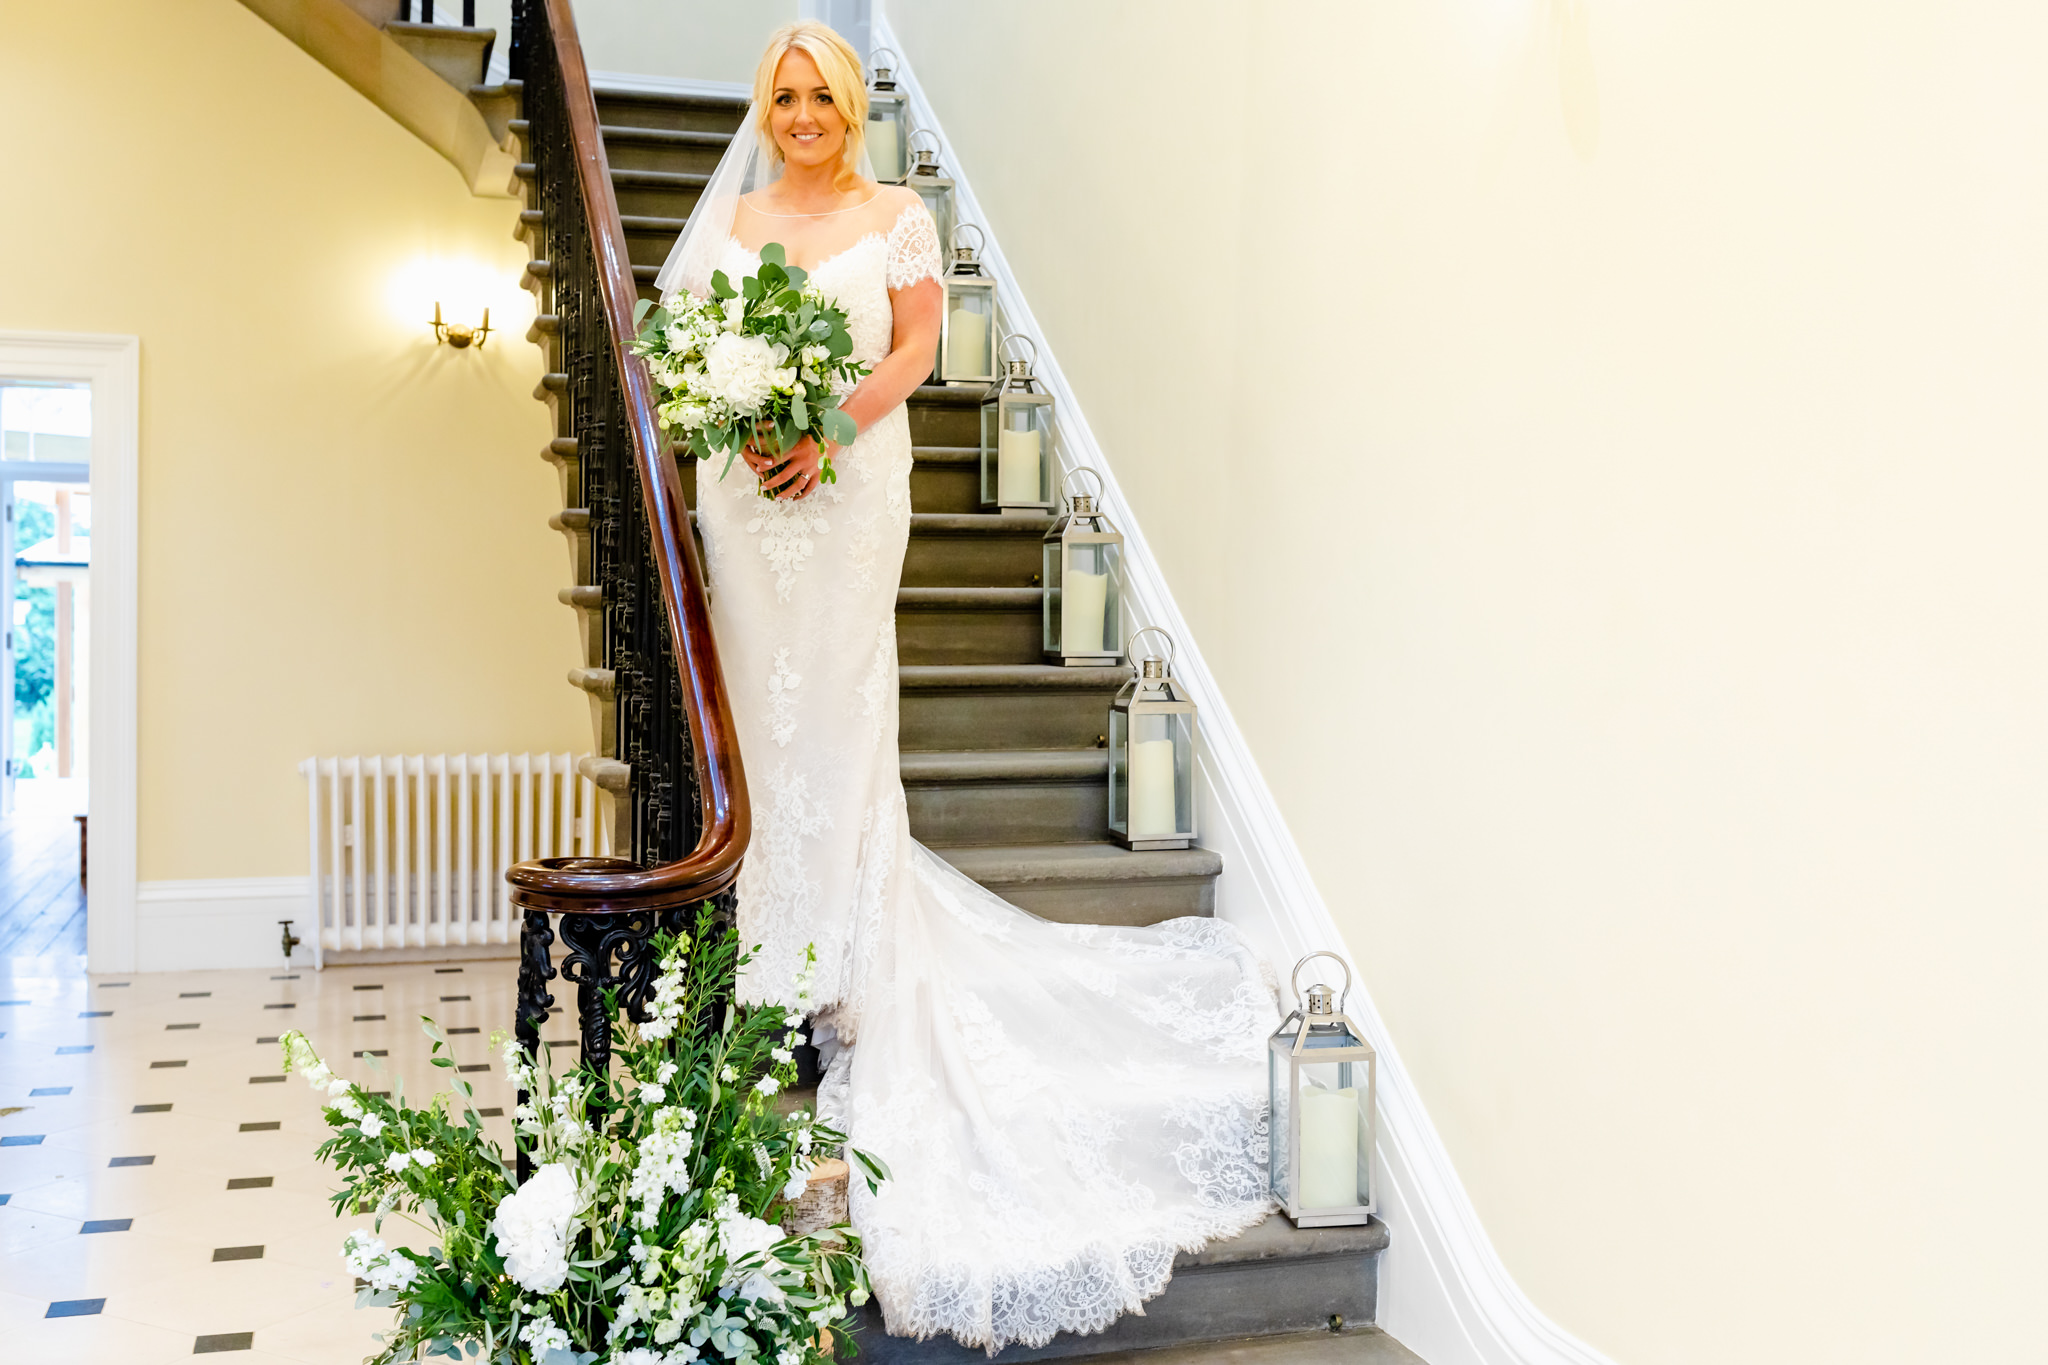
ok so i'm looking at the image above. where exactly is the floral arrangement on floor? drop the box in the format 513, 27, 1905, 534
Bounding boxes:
282, 907, 882, 1365
632, 244, 868, 492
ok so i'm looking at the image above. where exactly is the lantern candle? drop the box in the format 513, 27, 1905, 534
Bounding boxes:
1060, 568, 1108, 655
1129, 737, 1178, 837
947, 305, 988, 379
1298, 1084, 1360, 1208
998, 427, 1041, 504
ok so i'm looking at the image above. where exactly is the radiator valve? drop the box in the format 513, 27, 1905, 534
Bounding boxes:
279, 919, 302, 965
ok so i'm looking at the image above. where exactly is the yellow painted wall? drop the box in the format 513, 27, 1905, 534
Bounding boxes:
888, 3, 2048, 1363
0, 0, 586, 881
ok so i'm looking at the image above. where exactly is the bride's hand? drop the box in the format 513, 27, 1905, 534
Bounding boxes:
754, 433, 829, 501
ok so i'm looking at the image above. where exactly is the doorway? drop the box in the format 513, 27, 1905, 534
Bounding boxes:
1, 380, 91, 957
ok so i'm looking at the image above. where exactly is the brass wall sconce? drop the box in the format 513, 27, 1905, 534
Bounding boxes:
430, 302, 492, 349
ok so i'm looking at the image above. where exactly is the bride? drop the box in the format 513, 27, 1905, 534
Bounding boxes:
656, 21, 1278, 1354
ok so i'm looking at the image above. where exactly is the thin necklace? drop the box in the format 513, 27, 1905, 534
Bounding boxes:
744, 189, 884, 218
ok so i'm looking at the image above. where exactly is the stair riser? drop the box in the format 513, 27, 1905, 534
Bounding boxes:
911, 461, 980, 514
900, 688, 1114, 752
897, 606, 1042, 666
594, 96, 747, 136
909, 401, 981, 447
613, 184, 707, 223
852, 1247, 1380, 1362
903, 533, 1041, 588
907, 778, 1106, 847
604, 140, 727, 177
625, 225, 686, 271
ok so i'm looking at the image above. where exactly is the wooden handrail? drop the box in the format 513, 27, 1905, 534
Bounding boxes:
505, 0, 749, 914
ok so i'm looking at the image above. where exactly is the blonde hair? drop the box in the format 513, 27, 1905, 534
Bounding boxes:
752, 21, 869, 187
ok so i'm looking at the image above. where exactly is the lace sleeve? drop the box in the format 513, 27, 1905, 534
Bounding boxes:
885, 200, 943, 290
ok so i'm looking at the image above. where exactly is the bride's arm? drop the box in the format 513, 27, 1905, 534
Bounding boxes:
837, 276, 943, 435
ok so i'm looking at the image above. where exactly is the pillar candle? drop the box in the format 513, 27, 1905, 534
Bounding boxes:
946, 306, 988, 379
1298, 1085, 1360, 1208
867, 119, 902, 182
1060, 567, 1108, 655
1128, 737, 1179, 837
997, 427, 1041, 504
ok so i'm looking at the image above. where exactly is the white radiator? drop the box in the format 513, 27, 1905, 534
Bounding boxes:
298, 753, 605, 963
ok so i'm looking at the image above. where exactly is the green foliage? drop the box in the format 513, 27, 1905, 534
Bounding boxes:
13, 584, 53, 716
284, 906, 875, 1365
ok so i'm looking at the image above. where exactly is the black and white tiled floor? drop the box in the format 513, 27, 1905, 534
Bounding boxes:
0, 949, 520, 1361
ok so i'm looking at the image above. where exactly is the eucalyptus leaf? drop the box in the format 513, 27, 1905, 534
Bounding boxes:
710, 269, 736, 299
759, 242, 787, 267
822, 409, 858, 447
790, 392, 808, 431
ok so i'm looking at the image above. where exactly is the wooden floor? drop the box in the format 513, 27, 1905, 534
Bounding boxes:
0, 812, 86, 958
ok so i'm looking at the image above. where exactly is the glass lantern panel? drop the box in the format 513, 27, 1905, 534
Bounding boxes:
1294, 1057, 1368, 1210
1054, 539, 1119, 655
1125, 709, 1191, 839
1108, 706, 1130, 833
914, 180, 956, 261
867, 102, 907, 181
940, 286, 995, 382
1042, 538, 1064, 652
1268, 1045, 1293, 1207
995, 402, 1049, 506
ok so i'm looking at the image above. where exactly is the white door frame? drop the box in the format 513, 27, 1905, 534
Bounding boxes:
0, 331, 139, 973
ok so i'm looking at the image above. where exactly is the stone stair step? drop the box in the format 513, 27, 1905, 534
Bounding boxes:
908, 383, 984, 447
902, 747, 1105, 846
898, 664, 1123, 752
910, 443, 982, 514
592, 88, 748, 134
897, 585, 1043, 666
933, 842, 1220, 923
383, 21, 494, 92
903, 512, 1051, 589
848, 1215, 1390, 1363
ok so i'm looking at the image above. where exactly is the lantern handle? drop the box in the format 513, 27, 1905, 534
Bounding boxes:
1289, 951, 1354, 1014
1126, 626, 1177, 672
997, 331, 1039, 372
950, 221, 986, 256
1061, 464, 1104, 507
869, 46, 899, 75
908, 127, 943, 163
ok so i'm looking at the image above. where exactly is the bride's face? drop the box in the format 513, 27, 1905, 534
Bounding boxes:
768, 49, 847, 172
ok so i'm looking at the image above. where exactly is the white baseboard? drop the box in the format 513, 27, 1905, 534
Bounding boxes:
587, 70, 749, 100
876, 19, 1617, 1365
134, 877, 310, 973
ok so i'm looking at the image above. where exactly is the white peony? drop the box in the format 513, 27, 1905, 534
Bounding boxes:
491, 1161, 580, 1293
699, 332, 791, 413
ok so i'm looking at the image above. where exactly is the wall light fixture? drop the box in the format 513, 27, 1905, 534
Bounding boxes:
430, 302, 492, 349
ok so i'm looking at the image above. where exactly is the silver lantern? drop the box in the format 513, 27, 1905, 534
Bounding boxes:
1108, 628, 1196, 850
865, 49, 910, 183
937, 224, 997, 387
1269, 952, 1377, 1227
904, 129, 957, 258
1042, 466, 1124, 666
981, 333, 1055, 515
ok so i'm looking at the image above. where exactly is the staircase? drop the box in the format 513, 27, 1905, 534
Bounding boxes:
505, 86, 1403, 1364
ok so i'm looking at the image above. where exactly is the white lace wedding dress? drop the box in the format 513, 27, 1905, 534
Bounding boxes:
697, 195, 1276, 1354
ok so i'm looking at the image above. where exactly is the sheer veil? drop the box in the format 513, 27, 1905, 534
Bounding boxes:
650, 106, 876, 301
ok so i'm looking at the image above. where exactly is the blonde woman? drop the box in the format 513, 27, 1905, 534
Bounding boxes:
655, 22, 1276, 1354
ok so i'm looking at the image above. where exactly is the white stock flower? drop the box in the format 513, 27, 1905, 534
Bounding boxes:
518, 1311, 571, 1354
341, 1229, 420, 1293
638, 1081, 667, 1105
383, 1150, 413, 1174
782, 1165, 811, 1202
490, 1162, 580, 1293
755, 1075, 781, 1097
410, 1149, 436, 1168
358, 1113, 386, 1138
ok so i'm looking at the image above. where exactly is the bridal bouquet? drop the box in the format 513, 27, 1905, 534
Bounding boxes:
632, 244, 867, 492
282, 909, 882, 1365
